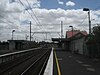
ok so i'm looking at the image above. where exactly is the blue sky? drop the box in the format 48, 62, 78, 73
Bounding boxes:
0, 0, 100, 41
40, 0, 100, 10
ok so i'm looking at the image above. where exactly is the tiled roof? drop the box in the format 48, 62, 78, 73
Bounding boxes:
66, 30, 87, 38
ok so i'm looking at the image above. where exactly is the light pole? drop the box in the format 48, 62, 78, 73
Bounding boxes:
83, 8, 91, 34
30, 21, 31, 41
69, 26, 73, 37
12, 30, 15, 40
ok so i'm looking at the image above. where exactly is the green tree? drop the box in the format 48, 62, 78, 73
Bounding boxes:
93, 26, 100, 42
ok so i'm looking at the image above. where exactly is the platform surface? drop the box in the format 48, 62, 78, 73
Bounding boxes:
53, 50, 100, 75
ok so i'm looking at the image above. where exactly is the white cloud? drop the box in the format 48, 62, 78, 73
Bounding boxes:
57, 0, 64, 5
0, 0, 100, 41
66, 1, 75, 6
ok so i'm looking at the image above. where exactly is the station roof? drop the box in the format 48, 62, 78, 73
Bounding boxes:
8, 40, 26, 42
52, 38, 69, 42
66, 30, 87, 38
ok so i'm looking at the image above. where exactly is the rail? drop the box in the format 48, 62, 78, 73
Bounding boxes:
21, 49, 51, 75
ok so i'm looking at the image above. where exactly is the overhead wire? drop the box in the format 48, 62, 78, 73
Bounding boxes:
19, 0, 46, 31
0, 17, 18, 29
25, 0, 42, 26
19, 0, 48, 41
25, 0, 48, 40
0, 11, 18, 27
25, 0, 54, 40
76, 6, 100, 31
19, 0, 100, 39
19, 0, 39, 27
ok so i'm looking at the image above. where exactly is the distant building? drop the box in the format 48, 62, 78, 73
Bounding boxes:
8, 40, 28, 50
8, 40, 38, 50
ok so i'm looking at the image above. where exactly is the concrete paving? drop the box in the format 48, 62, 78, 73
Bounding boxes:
53, 50, 100, 75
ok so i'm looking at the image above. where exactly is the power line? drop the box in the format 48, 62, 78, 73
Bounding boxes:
19, 0, 50, 41
25, 0, 49, 35
78, 16, 87, 26
0, 13, 18, 27
25, 0, 56, 39
25, 0, 47, 39
25, 0, 63, 39
1, 18, 18, 29
19, 0, 41, 28
77, 6, 100, 31
25, 0, 42, 26
19, 0, 47, 41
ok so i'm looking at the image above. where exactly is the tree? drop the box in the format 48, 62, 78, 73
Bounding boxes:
93, 26, 100, 42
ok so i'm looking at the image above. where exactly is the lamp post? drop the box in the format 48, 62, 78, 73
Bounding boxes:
30, 21, 31, 41
69, 26, 73, 37
83, 8, 91, 34
12, 30, 15, 40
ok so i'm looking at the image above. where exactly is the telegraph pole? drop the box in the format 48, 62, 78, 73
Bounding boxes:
12, 30, 15, 40
61, 21, 63, 38
88, 11, 91, 34
30, 21, 31, 41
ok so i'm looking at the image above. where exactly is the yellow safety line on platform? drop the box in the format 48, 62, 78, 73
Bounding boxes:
54, 51, 61, 75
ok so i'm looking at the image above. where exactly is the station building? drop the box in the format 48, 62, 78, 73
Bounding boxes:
52, 30, 88, 55
8, 40, 38, 50
66, 30, 87, 54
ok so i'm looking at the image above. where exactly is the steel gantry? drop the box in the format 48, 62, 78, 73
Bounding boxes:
31, 31, 60, 41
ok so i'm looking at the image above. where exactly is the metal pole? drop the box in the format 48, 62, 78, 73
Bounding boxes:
72, 27, 73, 37
46, 32, 47, 40
30, 21, 31, 41
61, 21, 63, 38
72, 27, 74, 53
12, 30, 15, 40
12, 31, 13, 40
88, 11, 91, 34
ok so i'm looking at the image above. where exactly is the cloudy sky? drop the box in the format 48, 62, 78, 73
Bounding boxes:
0, 0, 100, 41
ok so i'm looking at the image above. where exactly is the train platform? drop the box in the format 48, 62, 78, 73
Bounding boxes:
0, 50, 18, 55
53, 49, 100, 75
1, 48, 100, 75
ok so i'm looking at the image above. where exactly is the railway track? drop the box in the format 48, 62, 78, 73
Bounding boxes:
21, 48, 51, 75
0, 48, 51, 75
